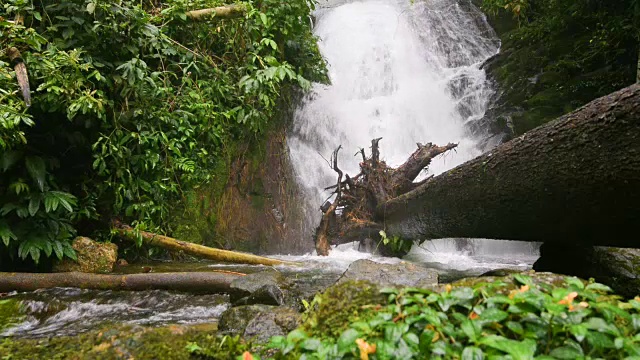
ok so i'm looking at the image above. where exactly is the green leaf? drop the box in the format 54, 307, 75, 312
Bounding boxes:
479, 308, 509, 324
585, 283, 612, 293
479, 336, 536, 360
28, 196, 41, 216
337, 329, 359, 353
25, 156, 46, 191
564, 276, 585, 290
286, 329, 308, 344
259, 13, 268, 25
549, 345, 583, 359
462, 346, 484, 360
300, 338, 321, 351
513, 274, 533, 286
62, 242, 77, 261
52, 241, 64, 259
506, 321, 524, 335
1, 150, 21, 172
461, 319, 480, 342
0, 221, 17, 246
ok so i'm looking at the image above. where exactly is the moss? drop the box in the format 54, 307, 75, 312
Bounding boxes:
0, 299, 24, 332
0, 323, 220, 360
485, 5, 637, 135
301, 280, 386, 339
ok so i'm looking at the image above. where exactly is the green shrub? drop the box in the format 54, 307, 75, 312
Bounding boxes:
267, 276, 640, 359
0, 0, 326, 265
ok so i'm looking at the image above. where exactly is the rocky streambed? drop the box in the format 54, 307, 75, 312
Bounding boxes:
1, 240, 639, 359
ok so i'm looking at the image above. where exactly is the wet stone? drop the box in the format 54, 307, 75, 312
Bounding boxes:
218, 304, 274, 335
337, 259, 438, 288
243, 307, 301, 343
218, 305, 301, 344
235, 284, 285, 306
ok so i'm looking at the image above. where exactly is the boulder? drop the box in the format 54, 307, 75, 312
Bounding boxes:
533, 244, 640, 297
243, 307, 300, 343
337, 259, 438, 288
218, 304, 273, 335
52, 237, 117, 273
217, 305, 301, 343
230, 270, 303, 308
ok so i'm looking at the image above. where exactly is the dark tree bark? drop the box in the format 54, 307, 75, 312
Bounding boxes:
0, 271, 248, 294
379, 84, 640, 248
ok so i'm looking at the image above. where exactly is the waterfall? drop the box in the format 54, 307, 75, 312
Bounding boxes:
287, 0, 537, 260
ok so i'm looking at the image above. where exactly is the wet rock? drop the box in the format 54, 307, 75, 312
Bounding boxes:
52, 237, 118, 273
243, 307, 301, 343
218, 304, 274, 335
236, 284, 285, 306
230, 270, 287, 295
337, 259, 438, 288
479, 268, 523, 277
452, 270, 570, 289
534, 244, 640, 297
218, 305, 301, 344
230, 270, 290, 304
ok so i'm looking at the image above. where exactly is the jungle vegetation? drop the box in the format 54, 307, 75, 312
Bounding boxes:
0, 0, 327, 268
481, 0, 640, 134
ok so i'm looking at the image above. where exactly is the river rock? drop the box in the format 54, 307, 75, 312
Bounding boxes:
230, 269, 287, 294
243, 307, 301, 343
218, 304, 273, 335
52, 237, 118, 273
534, 244, 640, 297
218, 305, 301, 343
337, 259, 438, 288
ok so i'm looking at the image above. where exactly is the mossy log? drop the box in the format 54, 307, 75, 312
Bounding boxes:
380, 84, 640, 248
185, 4, 246, 20
115, 222, 297, 266
0, 271, 247, 294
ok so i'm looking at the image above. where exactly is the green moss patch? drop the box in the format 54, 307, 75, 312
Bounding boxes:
0, 323, 219, 360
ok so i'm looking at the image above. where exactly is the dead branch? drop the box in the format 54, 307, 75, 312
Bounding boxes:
185, 4, 247, 20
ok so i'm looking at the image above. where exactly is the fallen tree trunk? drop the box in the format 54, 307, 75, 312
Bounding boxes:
114, 222, 298, 266
185, 4, 246, 20
380, 84, 640, 248
0, 271, 247, 294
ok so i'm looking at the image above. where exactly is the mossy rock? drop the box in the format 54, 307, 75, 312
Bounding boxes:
53, 237, 117, 273
0, 323, 220, 360
0, 299, 24, 333
302, 280, 386, 339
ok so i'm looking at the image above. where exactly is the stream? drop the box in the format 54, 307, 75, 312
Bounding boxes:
1, 241, 538, 338
1, 0, 541, 339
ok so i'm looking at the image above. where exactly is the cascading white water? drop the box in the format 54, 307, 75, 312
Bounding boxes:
287, 0, 539, 266
289, 0, 498, 228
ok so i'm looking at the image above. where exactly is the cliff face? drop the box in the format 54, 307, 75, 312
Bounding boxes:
171, 93, 314, 256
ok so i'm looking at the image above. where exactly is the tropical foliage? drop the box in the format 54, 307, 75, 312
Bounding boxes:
0, 0, 326, 265
193, 276, 640, 359
481, 0, 639, 133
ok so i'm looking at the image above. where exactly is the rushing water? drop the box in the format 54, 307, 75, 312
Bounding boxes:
1, 0, 542, 339
289, 0, 499, 221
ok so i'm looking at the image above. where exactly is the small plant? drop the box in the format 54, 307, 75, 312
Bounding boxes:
378, 230, 412, 255
266, 275, 640, 359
